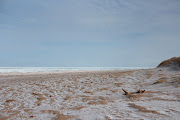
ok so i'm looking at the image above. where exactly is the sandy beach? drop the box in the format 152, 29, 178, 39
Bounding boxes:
1, 0, 180, 119
0, 68, 180, 120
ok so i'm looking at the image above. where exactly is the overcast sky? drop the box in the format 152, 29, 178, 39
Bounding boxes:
0, 0, 180, 67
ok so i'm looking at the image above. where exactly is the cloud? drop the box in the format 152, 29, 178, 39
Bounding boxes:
0, 0, 180, 66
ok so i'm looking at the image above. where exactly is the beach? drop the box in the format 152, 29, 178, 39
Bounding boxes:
0, 68, 180, 120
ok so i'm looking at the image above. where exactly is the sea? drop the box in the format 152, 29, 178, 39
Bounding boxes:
0, 67, 153, 73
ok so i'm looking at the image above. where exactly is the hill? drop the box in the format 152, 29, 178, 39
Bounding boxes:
157, 57, 180, 70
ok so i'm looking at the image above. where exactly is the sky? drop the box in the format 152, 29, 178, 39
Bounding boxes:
0, 0, 180, 67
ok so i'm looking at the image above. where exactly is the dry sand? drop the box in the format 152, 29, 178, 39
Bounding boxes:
0, 68, 180, 120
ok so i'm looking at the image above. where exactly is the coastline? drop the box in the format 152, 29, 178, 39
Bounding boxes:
0, 67, 152, 74
0, 68, 180, 119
